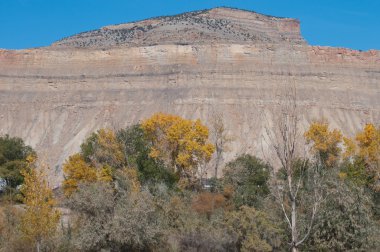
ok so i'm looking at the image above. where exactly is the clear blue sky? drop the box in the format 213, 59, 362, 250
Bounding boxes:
0, 0, 379, 50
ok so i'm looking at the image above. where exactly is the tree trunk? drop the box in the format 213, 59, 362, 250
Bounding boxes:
291, 198, 297, 252
36, 241, 40, 252
214, 149, 221, 178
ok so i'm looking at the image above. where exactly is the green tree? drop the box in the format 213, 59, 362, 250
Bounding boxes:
341, 124, 380, 219
117, 124, 178, 187
223, 154, 270, 208
225, 206, 285, 252
178, 212, 237, 252
0, 135, 35, 191
305, 177, 379, 251
339, 158, 370, 187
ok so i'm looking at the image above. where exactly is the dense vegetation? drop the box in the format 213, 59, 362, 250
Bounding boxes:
0, 113, 379, 252
0, 135, 35, 200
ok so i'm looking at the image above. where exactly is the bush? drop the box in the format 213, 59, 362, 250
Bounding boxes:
65, 177, 168, 251
0, 135, 35, 193
223, 154, 270, 208
305, 177, 379, 251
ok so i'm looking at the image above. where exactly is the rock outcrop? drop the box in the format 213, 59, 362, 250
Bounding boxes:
0, 7, 379, 185
53, 8, 305, 48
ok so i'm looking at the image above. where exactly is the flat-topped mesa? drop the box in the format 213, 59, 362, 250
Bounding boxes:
52, 7, 305, 48
3, 7, 379, 185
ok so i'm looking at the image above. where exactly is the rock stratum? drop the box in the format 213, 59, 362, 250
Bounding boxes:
0, 8, 379, 184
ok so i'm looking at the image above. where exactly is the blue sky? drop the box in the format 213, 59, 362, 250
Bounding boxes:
0, 0, 379, 50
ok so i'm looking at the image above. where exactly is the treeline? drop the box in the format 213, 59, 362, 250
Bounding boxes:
0, 112, 379, 252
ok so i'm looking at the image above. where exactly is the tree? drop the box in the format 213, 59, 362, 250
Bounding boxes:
63, 153, 113, 196
20, 156, 61, 252
62, 153, 98, 196
0, 135, 35, 192
305, 176, 379, 251
66, 182, 116, 250
110, 189, 165, 251
225, 206, 285, 252
339, 158, 369, 187
0, 204, 31, 251
178, 213, 237, 252
65, 177, 167, 251
356, 123, 380, 165
342, 123, 380, 191
210, 112, 232, 178
304, 121, 343, 168
341, 124, 380, 220
355, 123, 380, 191
223, 154, 270, 208
117, 124, 147, 167
63, 129, 124, 196
264, 88, 325, 252
117, 124, 178, 187
141, 113, 215, 189
81, 128, 125, 169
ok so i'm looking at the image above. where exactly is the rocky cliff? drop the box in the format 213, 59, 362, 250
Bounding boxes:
1, 7, 379, 185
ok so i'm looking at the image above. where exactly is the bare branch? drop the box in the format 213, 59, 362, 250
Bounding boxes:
296, 201, 318, 246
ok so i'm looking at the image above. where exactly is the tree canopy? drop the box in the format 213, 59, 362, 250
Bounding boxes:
20, 156, 61, 252
142, 113, 215, 188
0, 135, 35, 190
1, 116, 380, 252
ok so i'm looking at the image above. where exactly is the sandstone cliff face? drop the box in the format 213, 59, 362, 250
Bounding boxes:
0, 8, 379, 185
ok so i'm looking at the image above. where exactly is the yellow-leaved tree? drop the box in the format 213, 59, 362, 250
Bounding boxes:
343, 123, 380, 191
304, 121, 342, 167
63, 153, 97, 196
20, 155, 61, 252
63, 153, 112, 196
81, 128, 125, 168
356, 123, 380, 166
142, 113, 215, 188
